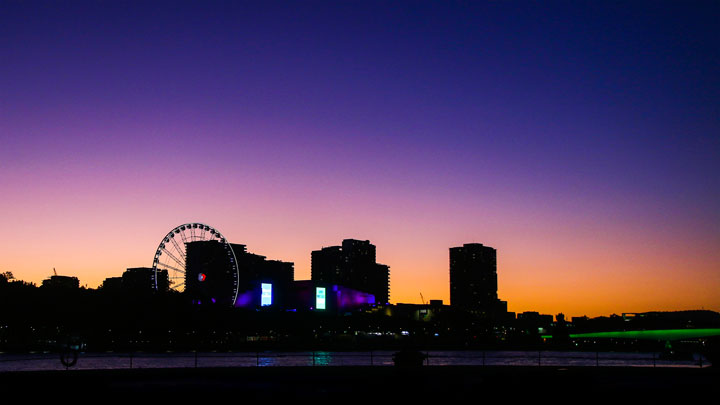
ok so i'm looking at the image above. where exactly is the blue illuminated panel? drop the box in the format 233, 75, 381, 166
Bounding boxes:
316, 287, 326, 310
261, 283, 272, 306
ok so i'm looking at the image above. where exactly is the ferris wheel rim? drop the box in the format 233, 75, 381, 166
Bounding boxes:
151, 222, 239, 306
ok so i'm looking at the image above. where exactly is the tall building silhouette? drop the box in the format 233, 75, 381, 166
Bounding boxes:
185, 241, 238, 305
450, 243, 505, 314
311, 239, 389, 304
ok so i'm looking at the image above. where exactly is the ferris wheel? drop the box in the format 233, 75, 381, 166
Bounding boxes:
152, 223, 239, 305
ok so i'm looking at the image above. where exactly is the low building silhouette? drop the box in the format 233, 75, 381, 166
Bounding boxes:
184, 241, 294, 308
100, 268, 168, 294
41, 275, 79, 289
232, 243, 294, 309
100, 276, 123, 291
123, 267, 168, 293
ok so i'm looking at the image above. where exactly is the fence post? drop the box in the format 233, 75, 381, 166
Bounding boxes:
313, 351, 316, 366
129, 353, 133, 369
699, 354, 703, 368
194, 351, 198, 368
652, 353, 656, 368
370, 351, 373, 366
538, 351, 541, 367
596, 351, 599, 367
256, 352, 259, 367
483, 351, 486, 366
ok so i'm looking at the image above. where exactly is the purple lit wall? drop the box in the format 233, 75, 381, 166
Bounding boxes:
289, 281, 375, 312
336, 286, 375, 310
234, 290, 254, 308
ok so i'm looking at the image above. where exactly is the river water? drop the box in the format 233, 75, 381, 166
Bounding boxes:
0, 350, 709, 372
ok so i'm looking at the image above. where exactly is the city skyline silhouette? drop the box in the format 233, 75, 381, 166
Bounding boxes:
1, 220, 715, 320
1, 1, 719, 319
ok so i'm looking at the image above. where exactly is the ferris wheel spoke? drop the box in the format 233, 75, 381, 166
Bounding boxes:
153, 223, 238, 299
158, 261, 185, 274
169, 237, 186, 261
160, 247, 186, 270
178, 230, 189, 246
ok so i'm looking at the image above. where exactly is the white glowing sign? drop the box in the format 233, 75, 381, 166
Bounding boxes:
316, 287, 326, 310
261, 283, 272, 306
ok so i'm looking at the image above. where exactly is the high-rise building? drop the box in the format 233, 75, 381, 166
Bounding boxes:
449, 243, 504, 313
311, 239, 389, 304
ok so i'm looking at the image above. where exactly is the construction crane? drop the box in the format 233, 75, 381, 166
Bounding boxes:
53, 267, 57, 276
420, 292, 426, 305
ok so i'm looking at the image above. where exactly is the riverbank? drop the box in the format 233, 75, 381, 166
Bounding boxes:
1, 365, 717, 400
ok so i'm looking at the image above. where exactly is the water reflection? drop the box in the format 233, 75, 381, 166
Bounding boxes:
0, 350, 709, 372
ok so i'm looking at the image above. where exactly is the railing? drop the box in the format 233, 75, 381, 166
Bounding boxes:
0, 350, 710, 372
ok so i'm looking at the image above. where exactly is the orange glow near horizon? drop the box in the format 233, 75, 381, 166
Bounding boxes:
2, 201, 718, 319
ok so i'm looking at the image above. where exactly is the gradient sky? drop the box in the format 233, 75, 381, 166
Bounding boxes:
1, 1, 719, 317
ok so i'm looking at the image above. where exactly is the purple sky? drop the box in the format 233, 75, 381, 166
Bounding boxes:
1, 1, 719, 316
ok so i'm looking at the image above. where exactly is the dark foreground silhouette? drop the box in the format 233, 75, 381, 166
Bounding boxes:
0, 365, 717, 400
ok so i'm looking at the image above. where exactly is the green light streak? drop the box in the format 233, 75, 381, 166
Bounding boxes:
567, 328, 720, 341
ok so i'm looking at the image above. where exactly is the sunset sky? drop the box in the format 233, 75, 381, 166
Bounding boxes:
1, 1, 718, 318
